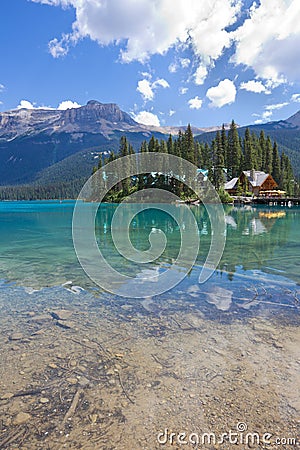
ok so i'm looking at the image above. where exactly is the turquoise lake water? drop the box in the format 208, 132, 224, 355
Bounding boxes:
0, 200, 299, 319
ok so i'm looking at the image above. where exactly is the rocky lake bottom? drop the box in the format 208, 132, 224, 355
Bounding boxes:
0, 282, 299, 450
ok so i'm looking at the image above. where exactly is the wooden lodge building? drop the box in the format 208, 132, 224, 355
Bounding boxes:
225, 169, 279, 197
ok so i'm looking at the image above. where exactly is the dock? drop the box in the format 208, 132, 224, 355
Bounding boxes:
252, 197, 300, 206
233, 196, 300, 206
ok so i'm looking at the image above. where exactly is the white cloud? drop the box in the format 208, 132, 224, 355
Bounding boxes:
194, 65, 208, 86
169, 110, 176, 117
48, 36, 69, 58
188, 96, 203, 110
254, 110, 273, 124
262, 110, 273, 121
137, 80, 154, 101
140, 71, 152, 79
254, 101, 289, 124
291, 93, 300, 103
232, 0, 300, 86
190, 1, 240, 63
168, 58, 190, 73
16, 99, 81, 110
265, 102, 289, 111
240, 80, 270, 94
133, 111, 160, 126
152, 78, 170, 89
31, 0, 69, 4
180, 58, 190, 68
206, 79, 236, 108
33, 0, 241, 85
179, 87, 188, 95
17, 100, 35, 109
32, 0, 300, 91
58, 100, 81, 110
0, 84, 5, 106
168, 62, 177, 73
137, 77, 169, 102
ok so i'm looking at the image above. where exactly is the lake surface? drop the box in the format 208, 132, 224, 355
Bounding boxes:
0, 201, 299, 449
0, 200, 299, 316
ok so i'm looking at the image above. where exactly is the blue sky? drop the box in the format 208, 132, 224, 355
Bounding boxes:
1, 0, 300, 127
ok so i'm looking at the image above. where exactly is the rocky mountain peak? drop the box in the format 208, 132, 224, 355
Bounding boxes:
285, 109, 300, 128
0, 100, 140, 139
59, 100, 137, 128
86, 100, 102, 106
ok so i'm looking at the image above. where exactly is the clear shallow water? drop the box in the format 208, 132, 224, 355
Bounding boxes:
0, 201, 299, 449
0, 200, 299, 317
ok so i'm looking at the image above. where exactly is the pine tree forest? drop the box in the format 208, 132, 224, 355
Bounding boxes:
98, 121, 298, 202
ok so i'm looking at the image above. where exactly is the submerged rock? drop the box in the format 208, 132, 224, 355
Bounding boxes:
13, 412, 31, 425
205, 286, 233, 311
48, 363, 58, 369
56, 320, 75, 330
51, 309, 73, 321
29, 314, 52, 323
9, 333, 24, 341
78, 376, 90, 387
1, 392, 14, 400
66, 377, 78, 385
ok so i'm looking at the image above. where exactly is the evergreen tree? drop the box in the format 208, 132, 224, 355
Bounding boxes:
243, 128, 256, 170
183, 124, 195, 164
148, 136, 160, 152
119, 136, 130, 196
221, 124, 228, 167
206, 141, 215, 184
236, 179, 243, 196
272, 142, 281, 184
195, 142, 203, 168
252, 131, 262, 170
280, 152, 294, 195
259, 130, 266, 171
211, 138, 217, 168
107, 151, 116, 163
159, 139, 168, 153
129, 144, 135, 155
138, 141, 148, 190
265, 136, 273, 174
214, 131, 225, 189
94, 154, 107, 198
119, 136, 129, 157
140, 140, 148, 153
97, 154, 103, 169
167, 134, 173, 154
227, 120, 241, 178
176, 130, 183, 157
202, 143, 211, 169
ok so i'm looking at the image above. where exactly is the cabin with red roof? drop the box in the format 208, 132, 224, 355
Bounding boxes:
225, 170, 278, 196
